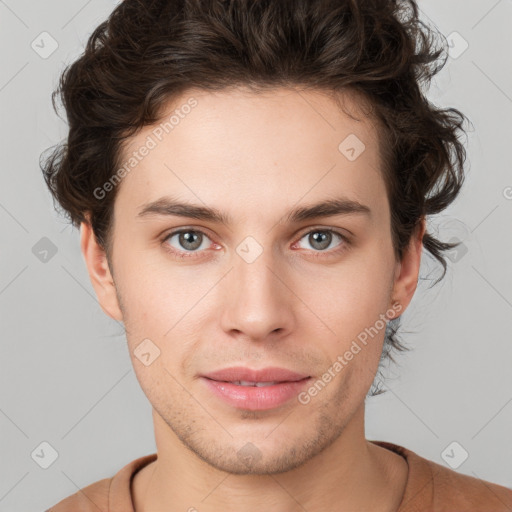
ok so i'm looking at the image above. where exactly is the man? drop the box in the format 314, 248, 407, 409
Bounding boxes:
42, 0, 512, 510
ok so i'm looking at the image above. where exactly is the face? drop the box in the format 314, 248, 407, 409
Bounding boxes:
82, 86, 423, 475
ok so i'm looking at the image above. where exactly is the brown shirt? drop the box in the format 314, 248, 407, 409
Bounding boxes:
46, 440, 512, 511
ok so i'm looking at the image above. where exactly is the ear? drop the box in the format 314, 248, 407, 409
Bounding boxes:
389, 216, 426, 317
80, 217, 123, 323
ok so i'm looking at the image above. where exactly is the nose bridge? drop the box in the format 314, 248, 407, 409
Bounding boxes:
235, 237, 280, 297
220, 235, 294, 339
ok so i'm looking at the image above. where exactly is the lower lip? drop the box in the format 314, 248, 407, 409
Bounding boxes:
201, 377, 311, 411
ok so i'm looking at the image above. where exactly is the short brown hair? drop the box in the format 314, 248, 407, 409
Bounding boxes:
40, 0, 468, 393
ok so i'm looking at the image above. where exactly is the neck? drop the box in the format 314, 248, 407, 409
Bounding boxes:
132, 404, 408, 512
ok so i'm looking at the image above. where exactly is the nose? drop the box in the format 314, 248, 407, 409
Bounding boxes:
219, 244, 296, 342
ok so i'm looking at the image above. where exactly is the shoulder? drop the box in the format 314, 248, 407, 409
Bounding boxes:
425, 456, 512, 511
44, 453, 157, 512
371, 440, 512, 512
45, 477, 111, 512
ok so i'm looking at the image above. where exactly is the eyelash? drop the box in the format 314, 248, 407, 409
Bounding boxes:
160, 227, 351, 260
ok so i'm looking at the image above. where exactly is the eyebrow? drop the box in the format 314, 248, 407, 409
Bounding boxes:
136, 195, 372, 225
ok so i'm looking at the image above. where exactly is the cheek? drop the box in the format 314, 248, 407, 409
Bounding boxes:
304, 261, 394, 390
116, 267, 200, 370
306, 256, 393, 337
114, 249, 175, 325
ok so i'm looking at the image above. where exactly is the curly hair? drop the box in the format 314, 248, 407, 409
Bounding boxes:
40, 0, 468, 395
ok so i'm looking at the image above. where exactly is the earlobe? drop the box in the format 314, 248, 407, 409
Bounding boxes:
80, 220, 124, 323
389, 217, 426, 315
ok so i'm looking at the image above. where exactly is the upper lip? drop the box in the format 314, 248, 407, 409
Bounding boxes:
201, 366, 310, 383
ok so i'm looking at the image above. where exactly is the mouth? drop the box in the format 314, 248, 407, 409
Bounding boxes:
226, 380, 284, 387
199, 367, 312, 411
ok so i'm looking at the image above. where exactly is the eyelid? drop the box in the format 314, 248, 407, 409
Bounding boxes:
162, 224, 351, 241
295, 224, 351, 241
161, 225, 216, 241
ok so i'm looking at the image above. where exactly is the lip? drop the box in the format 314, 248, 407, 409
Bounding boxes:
202, 366, 309, 383
200, 366, 311, 411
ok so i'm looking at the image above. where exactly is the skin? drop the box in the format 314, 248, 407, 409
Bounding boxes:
81, 86, 425, 512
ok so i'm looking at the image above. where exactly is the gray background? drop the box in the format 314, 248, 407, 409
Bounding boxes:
1, 0, 511, 510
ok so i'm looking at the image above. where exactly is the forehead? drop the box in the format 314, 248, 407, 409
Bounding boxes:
114, 86, 388, 225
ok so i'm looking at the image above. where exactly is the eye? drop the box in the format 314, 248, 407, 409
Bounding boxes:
293, 228, 349, 255
162, 228, 216, 258
161, 227, 350, 260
